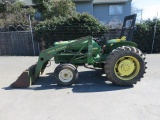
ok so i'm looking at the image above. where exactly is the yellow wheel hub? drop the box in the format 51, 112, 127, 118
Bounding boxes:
118, 59, 135, 76
114, 56, 140, 81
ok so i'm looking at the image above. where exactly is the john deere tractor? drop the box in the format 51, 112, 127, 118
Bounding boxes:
11, 14, 147, 88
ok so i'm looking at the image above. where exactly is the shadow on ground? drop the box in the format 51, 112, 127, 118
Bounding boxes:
3, 70, 133, 93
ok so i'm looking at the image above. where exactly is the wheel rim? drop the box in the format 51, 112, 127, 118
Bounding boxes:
59, 69, 73, 82
114, 56, 140, 81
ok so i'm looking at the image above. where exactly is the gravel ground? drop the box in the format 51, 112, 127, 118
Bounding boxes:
0, 54, 160, 120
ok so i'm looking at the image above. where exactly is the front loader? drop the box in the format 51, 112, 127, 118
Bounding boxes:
11, 14, 147, 88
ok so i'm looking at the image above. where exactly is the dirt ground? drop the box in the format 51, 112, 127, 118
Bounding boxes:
0, 54, 160, 120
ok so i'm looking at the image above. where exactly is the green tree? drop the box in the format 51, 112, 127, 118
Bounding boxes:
32, 0, 76, 19
35, 13, 107, 47
133, 18, 160, 53
0, 0, 7, 20
0, 3, 6, 13
0, 1, 36, 27
33, 0, 107, 47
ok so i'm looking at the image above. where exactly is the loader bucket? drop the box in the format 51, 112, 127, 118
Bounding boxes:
10, 65, 36, 88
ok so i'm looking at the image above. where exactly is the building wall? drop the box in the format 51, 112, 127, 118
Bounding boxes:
93, 1, 131, 23
74, 1, 93, 15
93, 4, 109, 23
124, 1, 131, 17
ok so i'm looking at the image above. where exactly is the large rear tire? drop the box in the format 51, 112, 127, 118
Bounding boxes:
104, 46, 147, 86
54, 64, 78, 86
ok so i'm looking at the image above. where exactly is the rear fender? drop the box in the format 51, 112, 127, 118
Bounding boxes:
106, 41, 138, 53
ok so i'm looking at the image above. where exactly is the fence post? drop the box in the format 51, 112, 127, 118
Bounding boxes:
151, 12, 158, 53
29, 15, 36, 56
38, 42, 40, 53
11, 32, 14, 55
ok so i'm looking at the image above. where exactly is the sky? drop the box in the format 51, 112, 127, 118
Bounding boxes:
133, 0, 160, 20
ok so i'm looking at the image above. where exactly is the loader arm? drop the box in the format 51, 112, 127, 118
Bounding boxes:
32, 36, 93, 83
11, 36, 93, 88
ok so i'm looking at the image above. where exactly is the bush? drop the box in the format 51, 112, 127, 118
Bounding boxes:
133, 19, 160, 53
34, 13, 107, 47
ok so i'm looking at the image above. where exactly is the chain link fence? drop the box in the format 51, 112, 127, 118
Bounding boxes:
0, 28, 124, 56
0, 31, 39, 56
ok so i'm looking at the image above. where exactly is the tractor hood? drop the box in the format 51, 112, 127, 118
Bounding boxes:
54, 39, 101, 56
107, 36, 127, 44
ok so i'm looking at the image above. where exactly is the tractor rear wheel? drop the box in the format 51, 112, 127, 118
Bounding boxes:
104, 46, 147, 86
54, 64, 78, 86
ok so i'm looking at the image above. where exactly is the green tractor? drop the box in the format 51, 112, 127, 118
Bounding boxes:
11, 14, 147, 88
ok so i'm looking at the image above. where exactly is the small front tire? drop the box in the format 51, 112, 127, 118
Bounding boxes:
54, 64, 78, 86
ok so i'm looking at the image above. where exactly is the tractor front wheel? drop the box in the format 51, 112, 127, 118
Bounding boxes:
54, 64, 78, 86
104, 46, 147, 86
